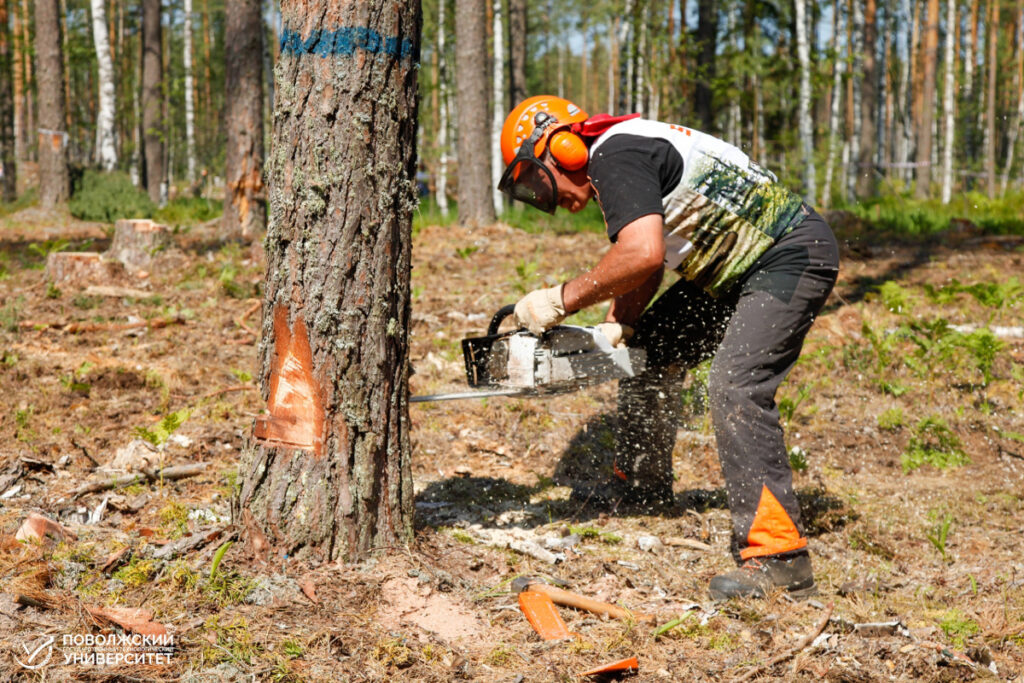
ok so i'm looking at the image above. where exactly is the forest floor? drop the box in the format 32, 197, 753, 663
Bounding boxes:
0, 207, 1023, 681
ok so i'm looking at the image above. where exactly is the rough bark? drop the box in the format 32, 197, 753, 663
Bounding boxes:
508, 0, 527, 106
184, 0, 196, 182
142, 0, 163, 204
985, 0, 998, 198
856, 0, 877, 197
916, 0, 939, 198
0, 0, 16, 201
234, 0, 419, 562
695, 0, 718, 131
34, 0, 69, 206
91, 0, 117, 170
796, 0, 816, 202
455, 0, 495, 227
11, 0, 22, 169
223, 0, 265, 239
20, 0, 31, 164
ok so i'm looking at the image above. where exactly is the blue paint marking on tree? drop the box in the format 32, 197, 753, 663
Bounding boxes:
279, 26, 415, 61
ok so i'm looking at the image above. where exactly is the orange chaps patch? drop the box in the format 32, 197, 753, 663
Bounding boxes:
740, 484, 807, 560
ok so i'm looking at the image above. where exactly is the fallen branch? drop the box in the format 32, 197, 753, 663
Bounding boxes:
19, 316, 185, 334
235, 299, 261, 337
731, 602, 834, 683
172, 385, 256, 402
73, 462, 208, 498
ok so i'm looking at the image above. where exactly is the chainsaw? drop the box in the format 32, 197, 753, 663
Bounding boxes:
410, 305, 646, 402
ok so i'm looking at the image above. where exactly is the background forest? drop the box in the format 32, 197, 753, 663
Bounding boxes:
1, 0, 1023, 228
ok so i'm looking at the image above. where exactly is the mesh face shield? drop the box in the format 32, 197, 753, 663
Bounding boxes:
498, 158, 558, 214
497, 112, 559, 214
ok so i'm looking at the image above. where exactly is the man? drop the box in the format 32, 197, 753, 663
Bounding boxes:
497, 95, 839, 600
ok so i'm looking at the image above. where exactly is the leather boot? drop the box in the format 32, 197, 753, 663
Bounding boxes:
708, 551, 817, 600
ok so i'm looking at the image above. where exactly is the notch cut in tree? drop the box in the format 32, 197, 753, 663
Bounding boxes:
233, 0, 420, 563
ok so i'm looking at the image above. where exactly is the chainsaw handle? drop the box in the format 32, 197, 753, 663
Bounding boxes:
487, 304, 518, 336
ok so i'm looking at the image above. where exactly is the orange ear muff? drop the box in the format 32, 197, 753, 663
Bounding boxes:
548, 130, 589, 171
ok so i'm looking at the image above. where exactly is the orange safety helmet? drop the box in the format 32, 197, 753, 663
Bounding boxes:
500, 95, 590, 171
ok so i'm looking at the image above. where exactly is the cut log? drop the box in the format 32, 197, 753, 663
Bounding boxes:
45, 252, 126, 288
106, 219, 172, 271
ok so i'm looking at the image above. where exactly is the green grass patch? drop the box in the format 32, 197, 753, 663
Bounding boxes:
939, 609, 980, 648
902, 416, 969, 472
877, 408, 905, 431
154, 196, 222, 227
69, 171, 155, 223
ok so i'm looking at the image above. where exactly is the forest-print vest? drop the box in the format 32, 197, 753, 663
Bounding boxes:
590, 118, 806, 296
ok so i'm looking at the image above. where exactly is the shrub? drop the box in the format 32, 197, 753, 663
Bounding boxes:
69, 171, 155, 223
154, 196, 222, 227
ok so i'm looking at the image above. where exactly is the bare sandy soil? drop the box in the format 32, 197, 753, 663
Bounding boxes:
0, 208, 1022, 681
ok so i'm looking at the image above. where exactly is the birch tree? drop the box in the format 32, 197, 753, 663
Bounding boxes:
491, 0, 504, 215
940, 0, 956, 202
796, 0, 816, 201
436, 0, 450, 216
184, 0, 197, 182
822, 0, 845, 207
90, 0, 116, 170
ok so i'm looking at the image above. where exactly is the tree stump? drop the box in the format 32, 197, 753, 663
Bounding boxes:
106, 219, 171, 272
45, 252, 126, 288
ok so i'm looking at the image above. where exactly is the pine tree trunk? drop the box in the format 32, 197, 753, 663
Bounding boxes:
1000, 3, 1024, 196
11, 0, 21, 171
455, 0, 495, 226
200, 0, 214, 155
235, 0, 419, 562
696, 0, 718, 131
91, 0, 116, 170
940, 0, 957, 202
223, 0, 265, 239
796, 0, 816, 202
34, 0, 69, 206
915, 0, 939, 198
0, 0, 15, 201
20, 0, 32, 164
617, 0, 633, 113
856, 0, 877, 196
491, 0, 504, 215
986, 0, 999, 198
184, 0, 196, 183
508, 0, 527, 106
142, 0, 163, 204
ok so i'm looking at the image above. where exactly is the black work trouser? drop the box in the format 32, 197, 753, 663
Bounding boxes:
615, 209, 839, 560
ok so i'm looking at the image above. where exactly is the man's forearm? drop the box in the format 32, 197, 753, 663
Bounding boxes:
561, 214, 665, 314
605, 266, 663, 326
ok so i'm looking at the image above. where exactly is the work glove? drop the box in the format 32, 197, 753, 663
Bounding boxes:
514, 285, 566, 335
595, 322, 634, 348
